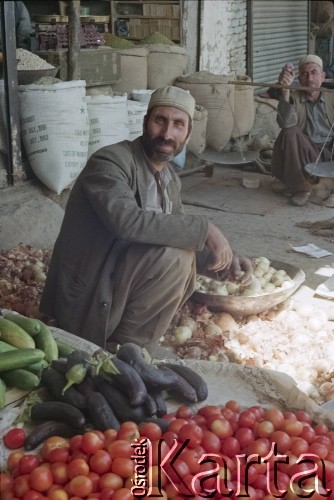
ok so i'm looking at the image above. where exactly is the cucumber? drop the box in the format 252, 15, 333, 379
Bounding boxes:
0, 318, 35, 349
3, 312, 41, 337
0, 348, 45, 372
1, 369, 40, 390
34, 321, 58, 363
0, 340, 17, 353
0, 378, 6, 408
26, 359, 48, 375
56, 340, 75, 358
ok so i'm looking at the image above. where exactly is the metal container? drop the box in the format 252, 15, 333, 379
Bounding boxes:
17, 67, 59, 85
192, 260, 305, 316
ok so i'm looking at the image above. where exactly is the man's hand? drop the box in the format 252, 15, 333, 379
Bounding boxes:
204, 222, 233, 272
278, 63, 295, 102
228, 253, 253, 285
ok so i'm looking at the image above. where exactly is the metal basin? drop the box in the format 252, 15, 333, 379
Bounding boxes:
18, 67, 59, 85
192, 260, 305, 316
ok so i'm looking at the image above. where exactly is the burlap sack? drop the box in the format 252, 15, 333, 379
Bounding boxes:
146, 44, 187, 89
231, 75, 255, 139
175, 71, 234, 152
112, 47, 148, 94
187, 104, 208, 156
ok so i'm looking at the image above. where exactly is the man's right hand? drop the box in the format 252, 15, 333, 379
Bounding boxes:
278, 64, 295, 101
204, 222, 233, 272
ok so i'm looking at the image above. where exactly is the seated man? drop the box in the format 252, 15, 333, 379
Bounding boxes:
40, 86, 252, 353
271, 54, 334, 207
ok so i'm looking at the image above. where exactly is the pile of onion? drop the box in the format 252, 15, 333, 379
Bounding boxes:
0, 245, 51, 318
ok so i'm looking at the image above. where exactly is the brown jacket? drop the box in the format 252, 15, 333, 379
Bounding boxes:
277, 90, 334, 130
40, 137, 208, 347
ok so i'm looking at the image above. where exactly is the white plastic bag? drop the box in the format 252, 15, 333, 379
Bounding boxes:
86, 93, 129, 158
19, 80, 89, 194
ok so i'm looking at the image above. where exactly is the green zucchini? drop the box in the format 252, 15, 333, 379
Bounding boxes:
0, 318, 35, 349
1, 369, 40, 390
3, 312, 41, 337
26, 359, 48, 375
0, 340, 17, 353
34, 321, 58, 363
0, 378, 6, 408
0, 348, 45, 372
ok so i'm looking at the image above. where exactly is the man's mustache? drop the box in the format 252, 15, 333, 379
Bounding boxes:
153, 137, 177, 148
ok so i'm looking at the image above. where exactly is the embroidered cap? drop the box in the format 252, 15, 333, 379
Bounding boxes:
299, 54, 323, 70
148, 86, 195, 120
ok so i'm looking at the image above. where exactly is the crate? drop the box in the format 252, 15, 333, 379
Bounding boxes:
36, 48, 121, 86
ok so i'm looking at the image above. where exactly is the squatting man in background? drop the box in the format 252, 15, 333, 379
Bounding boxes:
40, 86, 252, 356
271, 54, 334, 207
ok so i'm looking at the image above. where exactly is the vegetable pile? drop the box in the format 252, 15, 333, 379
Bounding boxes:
0, 245, 51, 318
0, 312, 59, 407
196, 257, 293, 297
162, 300, 334, 405
19, 342, 208, 451
2, 401, 334, 499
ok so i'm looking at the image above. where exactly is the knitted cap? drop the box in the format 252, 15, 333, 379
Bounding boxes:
148, 86, 195, 119
299, 54, 323, 70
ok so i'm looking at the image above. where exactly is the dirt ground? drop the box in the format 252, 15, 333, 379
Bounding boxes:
1, 154, 334, 319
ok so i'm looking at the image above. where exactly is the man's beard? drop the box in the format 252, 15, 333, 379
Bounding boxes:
142, 133, 183, 162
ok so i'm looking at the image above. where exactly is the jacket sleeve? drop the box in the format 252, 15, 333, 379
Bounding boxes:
277, 98, 298, 128
80, 146, 209, 252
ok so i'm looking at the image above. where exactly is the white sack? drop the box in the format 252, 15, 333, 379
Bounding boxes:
127, 100, 148, 141
85, 93, 130, 158
19, 80, 89, 194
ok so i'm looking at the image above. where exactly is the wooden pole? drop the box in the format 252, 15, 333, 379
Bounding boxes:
68, 0, 81, 81
227, 80, 334, 93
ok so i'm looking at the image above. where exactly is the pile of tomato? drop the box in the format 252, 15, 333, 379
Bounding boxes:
2, 401, 334, 499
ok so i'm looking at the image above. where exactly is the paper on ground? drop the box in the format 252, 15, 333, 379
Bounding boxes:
290, 243, 333, 258
315, 275, 334, 299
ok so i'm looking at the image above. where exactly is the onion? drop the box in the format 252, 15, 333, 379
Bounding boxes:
179, 316, 197, 335
214, 312, 238, 332
174, 326, 193, 345
204, 323, 223, 336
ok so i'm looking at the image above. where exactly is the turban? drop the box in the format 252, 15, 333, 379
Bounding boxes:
148, 86, 195, 120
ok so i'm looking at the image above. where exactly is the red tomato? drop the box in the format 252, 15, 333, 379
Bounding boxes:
4, 428, 26, 449
47, 487, 69, 500
201, 430, 221, 453
40, 437, 69, 461
18, 455, 41, 475
29, 466, 53, 492
112, 488, 134, 500
116, 426, 140, 442
210, 418, 233, 439
67, 458, 90, 479
69, 435, 83, 453
22, 490, 47, 500
13, 474, 31, 497
80, 432, 104, 455
48, 447, 70, 464
238, 410, 256, 428
7, 451, 25, 471
50, 462, 69, 486
110, 457, 134, 478
69, 476, 93, 497
0, 473, 13, 493
107, 439, 132, 459
176, 405, 193, 419
220, 436, 241, 457
225, 400, 241, 413
234, 427, 256, 449
178, 423, 203, 448
139, 422, 162, 442
98, 472, 123, 491
89, 450, 112, 475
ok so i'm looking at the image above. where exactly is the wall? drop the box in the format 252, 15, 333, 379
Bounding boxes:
198, 0, 247, 75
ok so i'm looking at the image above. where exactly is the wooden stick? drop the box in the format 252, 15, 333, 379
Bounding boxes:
227, 80, 334, 93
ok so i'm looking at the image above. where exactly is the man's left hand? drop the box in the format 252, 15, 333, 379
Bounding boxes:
227, 253, 253, 285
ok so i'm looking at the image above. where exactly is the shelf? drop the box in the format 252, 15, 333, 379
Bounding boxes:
111, 0, 182, 43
